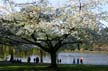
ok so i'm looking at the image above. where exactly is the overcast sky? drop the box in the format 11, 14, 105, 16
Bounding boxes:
0, 0, 108, 27
0, 0, 67, 7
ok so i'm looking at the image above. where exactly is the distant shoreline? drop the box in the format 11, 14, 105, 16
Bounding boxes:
62, 50, 108, 54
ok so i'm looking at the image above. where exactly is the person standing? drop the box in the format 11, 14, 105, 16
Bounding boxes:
33, 58, 36, 63
57, 59, 62, 64
80, 57, 83, 64
27, 57, 31, 63
59, 59, 61, 64
73, 58, 76, 64
36, 57, 39, 64
77, 58, 79, 64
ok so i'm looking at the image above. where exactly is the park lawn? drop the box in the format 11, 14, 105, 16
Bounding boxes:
0, 63, 108, 71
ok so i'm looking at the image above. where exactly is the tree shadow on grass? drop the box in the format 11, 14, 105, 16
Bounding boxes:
0, 63, 108, 71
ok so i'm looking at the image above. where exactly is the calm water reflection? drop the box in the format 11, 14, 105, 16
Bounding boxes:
57, 53, 108, 65
2, 52, 108, 65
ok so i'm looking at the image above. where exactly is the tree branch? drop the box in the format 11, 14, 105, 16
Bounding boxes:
31, 31, 37, 41
20, 37, 50, 52
55, 41, 82, 51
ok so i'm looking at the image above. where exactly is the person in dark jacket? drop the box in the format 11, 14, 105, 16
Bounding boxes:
27, 57, 31, 63
36, 57, 39, 64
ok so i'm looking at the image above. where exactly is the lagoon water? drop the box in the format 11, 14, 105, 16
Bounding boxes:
57, 52, 108, 65
5, 52, 108, 65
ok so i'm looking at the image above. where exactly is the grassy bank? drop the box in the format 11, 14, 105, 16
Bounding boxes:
0, 62, 108, 71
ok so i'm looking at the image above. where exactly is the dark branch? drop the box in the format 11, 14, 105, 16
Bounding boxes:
54, 34, 70, 51
18, 37, 50, 52
55, 41, 82, 51
79, 0, 81, 12
31, 31, 37, 41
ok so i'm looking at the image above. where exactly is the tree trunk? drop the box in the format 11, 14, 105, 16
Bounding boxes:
50, 51, 57, 68
40, 49, 43, 63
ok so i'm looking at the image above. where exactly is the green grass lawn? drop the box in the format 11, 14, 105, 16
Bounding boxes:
0, 62, 108, 71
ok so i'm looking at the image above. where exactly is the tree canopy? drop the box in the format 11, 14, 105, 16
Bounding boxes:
0, 0, 108, 67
